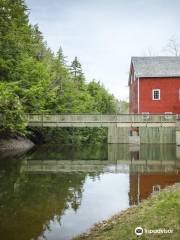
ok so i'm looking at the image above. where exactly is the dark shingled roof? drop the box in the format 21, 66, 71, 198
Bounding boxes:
131, 56, 180, 78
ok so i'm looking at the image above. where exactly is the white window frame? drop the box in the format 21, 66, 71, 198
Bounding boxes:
152, 89, 160, 100
152, 185, 161, 193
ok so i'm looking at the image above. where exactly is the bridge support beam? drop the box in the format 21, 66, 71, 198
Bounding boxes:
108, 126, 129, 143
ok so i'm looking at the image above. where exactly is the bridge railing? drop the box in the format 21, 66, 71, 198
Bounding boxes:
27, 114, 177, 123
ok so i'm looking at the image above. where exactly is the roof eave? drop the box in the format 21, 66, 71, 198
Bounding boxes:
136, 74, 180, 78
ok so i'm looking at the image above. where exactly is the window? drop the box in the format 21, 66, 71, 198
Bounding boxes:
152, 185, 161, 193
152, 89, 160, 100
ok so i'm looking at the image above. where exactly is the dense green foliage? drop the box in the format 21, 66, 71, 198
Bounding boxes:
0, 0, 119, 142
0, 83, 27, 134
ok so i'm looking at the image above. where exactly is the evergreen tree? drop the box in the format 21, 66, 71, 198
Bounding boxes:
0, 0, 118, 140
70, 57, 82, 78
57, 46, 67, 65
0, 0, 31, 81
70, 57, 85, 88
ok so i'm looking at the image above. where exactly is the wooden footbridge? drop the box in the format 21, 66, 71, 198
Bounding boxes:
27, 114, 180, 144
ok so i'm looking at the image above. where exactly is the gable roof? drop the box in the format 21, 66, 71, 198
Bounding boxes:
131, 56, 180, 78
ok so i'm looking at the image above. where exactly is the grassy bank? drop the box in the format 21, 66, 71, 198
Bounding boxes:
74, 183, 180, 240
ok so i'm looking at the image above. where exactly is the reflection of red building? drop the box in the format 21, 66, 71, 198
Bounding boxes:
129, 171, 180, 205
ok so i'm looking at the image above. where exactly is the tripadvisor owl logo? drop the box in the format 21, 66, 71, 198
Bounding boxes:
135, 226, 143, 236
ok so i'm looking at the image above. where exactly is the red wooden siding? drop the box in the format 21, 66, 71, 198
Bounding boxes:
129, 65, 138, 113
139, 77, 180, 114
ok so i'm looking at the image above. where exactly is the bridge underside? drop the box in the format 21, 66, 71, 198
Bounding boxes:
28, 123, 176, 144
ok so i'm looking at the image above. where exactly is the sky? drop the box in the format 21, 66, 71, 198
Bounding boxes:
26, 0, 180, 100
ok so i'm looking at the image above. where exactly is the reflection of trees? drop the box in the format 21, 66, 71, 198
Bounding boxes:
0, 158, 100, 240
27, 144, 108, 160
69, 187, 82, 212
2, 143, 178, 240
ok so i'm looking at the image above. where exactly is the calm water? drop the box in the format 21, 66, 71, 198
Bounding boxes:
0, 144, 180, 240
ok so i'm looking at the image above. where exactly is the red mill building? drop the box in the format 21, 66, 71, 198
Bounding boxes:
129, 57, 180, 114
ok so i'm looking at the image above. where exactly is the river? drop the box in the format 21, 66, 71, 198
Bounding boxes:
0, 144, 180, 240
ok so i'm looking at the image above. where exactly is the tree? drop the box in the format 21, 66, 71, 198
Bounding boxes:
70, 57, 82, 78
0, 0, 32, 81
0, 0, 119, 143
70, 57, 85, 88
118, 100, 129, 113
87, 80, 118, 114
56, 46, 67, 66
50, 47, 69, 92
142, 47, 157, 57
0, 83, 27, 135
165, 38, 180, 56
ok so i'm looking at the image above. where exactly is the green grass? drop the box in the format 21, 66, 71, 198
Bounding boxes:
74, 183, 180, 240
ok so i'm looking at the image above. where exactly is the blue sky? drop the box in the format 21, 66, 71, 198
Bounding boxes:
26, 0, 180, 99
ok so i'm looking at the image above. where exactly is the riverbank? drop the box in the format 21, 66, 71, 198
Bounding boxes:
0, 136, 34, 151
74, 183, 180, 240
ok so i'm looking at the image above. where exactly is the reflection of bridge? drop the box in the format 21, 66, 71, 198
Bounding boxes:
21, 144, 180, 174
21, 143, 180, 174
27, 114, 178, 144
20, 159, 180, 174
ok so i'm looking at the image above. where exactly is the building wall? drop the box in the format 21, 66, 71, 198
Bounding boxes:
129, 66, 138, 113
139, 77, 180, 113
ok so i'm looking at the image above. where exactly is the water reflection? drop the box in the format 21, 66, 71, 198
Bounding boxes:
0, 144, 180, 240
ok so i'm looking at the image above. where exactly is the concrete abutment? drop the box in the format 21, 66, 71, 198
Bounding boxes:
108, 126, 176, 144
